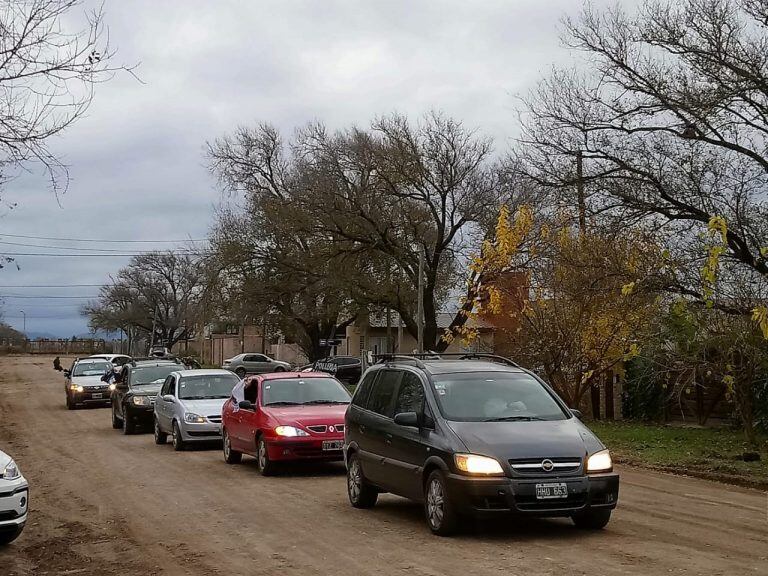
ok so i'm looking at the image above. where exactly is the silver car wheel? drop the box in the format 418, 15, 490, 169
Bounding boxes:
426, 478, 445, 529
223, 432, 231, 458
348, 459, 362, 502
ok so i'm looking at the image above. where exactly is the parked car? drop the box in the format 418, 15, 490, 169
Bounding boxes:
153, 369, 240, 451
64, 358, 114, 409
310, 356, 362, 385
0, 448, 28, 545
344, 354, 619, 536
222, 353, 291, 378
88, 354, 132, 367
221, 371, 351, 475
110, 359, 183, 434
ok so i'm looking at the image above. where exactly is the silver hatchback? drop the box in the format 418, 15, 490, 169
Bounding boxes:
152, 369, 240, 451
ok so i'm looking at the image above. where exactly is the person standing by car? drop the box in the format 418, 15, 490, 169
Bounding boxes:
53, 357, 62, 371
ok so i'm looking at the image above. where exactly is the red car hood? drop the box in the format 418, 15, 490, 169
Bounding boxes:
263, 404, 348, 427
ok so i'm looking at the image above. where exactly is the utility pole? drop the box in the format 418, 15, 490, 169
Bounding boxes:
417, 248, 424, 353
576, 149, 586, 236
19, 310, 25, 334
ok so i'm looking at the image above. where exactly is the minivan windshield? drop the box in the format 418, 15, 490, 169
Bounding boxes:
431, 372, 568, 422
178, 374, 239, 400
262, 377, 351, 406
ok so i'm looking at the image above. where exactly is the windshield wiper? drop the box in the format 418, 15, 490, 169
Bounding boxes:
264, 401, 301, 406
483, 415, 545, 422
302, 400, 349, 405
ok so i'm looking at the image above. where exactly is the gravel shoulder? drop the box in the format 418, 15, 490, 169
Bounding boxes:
1, 355, 766, 576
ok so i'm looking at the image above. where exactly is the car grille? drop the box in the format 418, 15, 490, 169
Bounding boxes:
307, 425, 327, 433
84, 385, 109, 393
334, 424, 344, 433
305, 424, 344, 434
508, 457, 582, 476
0, 510, 21, 521
207, 415, 222, 423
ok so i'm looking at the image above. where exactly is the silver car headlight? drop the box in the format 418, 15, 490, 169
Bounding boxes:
2, 459, 21, 481
184, 413, 206, 424
132, 396, 150, 406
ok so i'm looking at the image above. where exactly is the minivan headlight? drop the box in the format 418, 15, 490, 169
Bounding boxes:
2, 459, 21, 480
454, 454, 504, 476
586, 450, 612, 473
184, 413, 206, 424
274, 425, 309, 437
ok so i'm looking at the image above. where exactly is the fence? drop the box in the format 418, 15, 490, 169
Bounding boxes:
0, 339, 111, 355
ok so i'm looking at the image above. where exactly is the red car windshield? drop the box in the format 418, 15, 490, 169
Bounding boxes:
262, 377, 350, 406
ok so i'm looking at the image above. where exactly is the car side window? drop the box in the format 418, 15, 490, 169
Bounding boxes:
160, 377, 171, 396
253, 355, 268, 362
366, 370, 402, 418
352, 371, 377, 408
393, 372, 425, 415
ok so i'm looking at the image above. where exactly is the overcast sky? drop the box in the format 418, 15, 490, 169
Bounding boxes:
1, 0, 626, 337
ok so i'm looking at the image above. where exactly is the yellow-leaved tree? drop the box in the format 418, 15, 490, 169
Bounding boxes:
466, 206, 660, 412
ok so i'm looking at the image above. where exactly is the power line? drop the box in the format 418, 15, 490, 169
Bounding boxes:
0, 295, 94, 299
0, 233, 206, 243
0, 251, 202, 257
0, 240, 197, 252
0, 284, 105, 288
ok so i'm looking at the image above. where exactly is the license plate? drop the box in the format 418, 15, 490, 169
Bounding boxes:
535, 482, 568, 499
91, 393, 103, 399
322, 440, 343, 451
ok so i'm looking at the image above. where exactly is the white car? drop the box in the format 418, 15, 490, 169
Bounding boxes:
88, 354, 132, 367
64, 358, 114, 409
0, 449, 28, 545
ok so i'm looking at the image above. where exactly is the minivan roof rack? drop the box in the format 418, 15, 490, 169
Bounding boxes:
373, 352, 520, 369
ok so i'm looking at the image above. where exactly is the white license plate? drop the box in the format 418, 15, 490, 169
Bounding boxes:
322, 440, 343, 451
91, 393, 103, 399
535, 483, 568, 499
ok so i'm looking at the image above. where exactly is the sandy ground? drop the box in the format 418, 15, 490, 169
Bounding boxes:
0, 355, 766, 576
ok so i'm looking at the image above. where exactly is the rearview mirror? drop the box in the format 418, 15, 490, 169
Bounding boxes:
238, 400, 254, 410
571, 409, 583, 419
394, 411, 419, 427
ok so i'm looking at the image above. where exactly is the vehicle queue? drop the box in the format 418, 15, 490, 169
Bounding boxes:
1, 350, 622, 543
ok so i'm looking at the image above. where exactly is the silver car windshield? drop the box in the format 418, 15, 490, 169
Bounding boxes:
178, 374, 239, 400
262, 377, 351, 406
431, 372, 568, 422
73, 362, 112, 376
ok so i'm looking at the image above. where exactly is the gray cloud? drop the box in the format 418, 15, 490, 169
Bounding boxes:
0, 0, 632, 336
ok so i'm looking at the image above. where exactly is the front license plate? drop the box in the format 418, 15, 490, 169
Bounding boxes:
322, 440, 343, 451
91, 393, 103, 399
535, 483, 568, 499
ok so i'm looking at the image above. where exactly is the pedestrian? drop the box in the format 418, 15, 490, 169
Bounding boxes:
53, 356, 62, 371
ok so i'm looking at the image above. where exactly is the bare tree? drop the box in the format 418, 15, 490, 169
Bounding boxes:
516, 0, 768, 312
83, 252, 203, 350
0, 0, 134, 193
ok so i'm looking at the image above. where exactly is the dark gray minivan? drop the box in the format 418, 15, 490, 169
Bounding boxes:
344, 354, 619, 535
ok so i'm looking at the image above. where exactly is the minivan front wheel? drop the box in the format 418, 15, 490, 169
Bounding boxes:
572, 509, 611, 530
425, 470, 459, 536
347, 453, 377, 508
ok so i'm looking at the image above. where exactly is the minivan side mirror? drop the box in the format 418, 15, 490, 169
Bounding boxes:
394, 411, 420, 427
238, 400, 254, 410
63, 370, 71, 378
570, 409, 583, 419
162, 394, 175, 403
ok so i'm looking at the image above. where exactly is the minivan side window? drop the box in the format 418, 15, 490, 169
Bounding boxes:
351, 371, 378, 409
366, 370, 402, 418
393, 372, 425, 415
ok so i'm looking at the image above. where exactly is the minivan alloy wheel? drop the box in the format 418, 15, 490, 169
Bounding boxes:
348, 459, 362, 501
427, 478, 445, 528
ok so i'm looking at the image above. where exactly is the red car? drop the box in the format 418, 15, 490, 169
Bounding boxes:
221, 371, 351, 475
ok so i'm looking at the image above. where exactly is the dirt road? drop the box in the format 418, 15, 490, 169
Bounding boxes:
0, 356, 766, 575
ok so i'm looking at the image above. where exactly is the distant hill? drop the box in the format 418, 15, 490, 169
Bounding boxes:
26, 331, 59, 340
